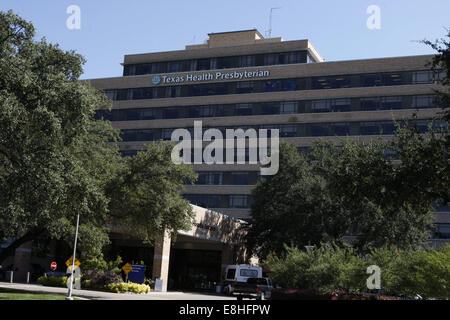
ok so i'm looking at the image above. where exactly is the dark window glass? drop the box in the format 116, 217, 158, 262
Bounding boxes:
360, 98, 380, 111
135, 64, 152, 75
235, 104, 253, 116
260, 103, 279, 115
360, 122, 381, 135
163, 108, 179, 119
231, 172, 249, 185
236, 81, 255, 94
116, 89, 129, 101
282, 79, 300, 91
311, 123, 331, 136
196, 59, 210, 71
332, 99, 351, 112
216, 57, 235, 69
262, 80, 281, 92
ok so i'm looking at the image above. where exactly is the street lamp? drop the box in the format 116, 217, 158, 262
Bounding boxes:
66, 213, 80, 301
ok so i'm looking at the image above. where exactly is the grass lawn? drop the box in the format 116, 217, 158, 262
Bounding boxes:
0, 288, 80, 300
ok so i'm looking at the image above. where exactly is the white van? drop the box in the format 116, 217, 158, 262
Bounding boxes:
222, 264, 263, 295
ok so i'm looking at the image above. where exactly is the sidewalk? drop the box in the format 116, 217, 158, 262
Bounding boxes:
0, 282, 236, 300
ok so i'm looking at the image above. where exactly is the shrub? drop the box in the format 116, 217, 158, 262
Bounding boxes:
264, 243, 367, 292
37, 275, 68, 288
106, 282, 151, 294
82, 270, 122, 289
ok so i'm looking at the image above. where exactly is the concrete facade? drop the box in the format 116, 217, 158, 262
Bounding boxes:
88, 29, 447, 225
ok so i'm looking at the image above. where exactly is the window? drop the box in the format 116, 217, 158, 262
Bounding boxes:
199, 106, 217, 117
331, 123, 350, 136
331, 99, 351, 112
226, 268, 236, 280
239, 55, 255, 67
381, 96, 402, 110
236, 81, 255, 94
104, 90, 115, 100
140, 109, 156, 120
240, 269, 258, 277
260, 103, 279, 115
413, 71, 433, 84
229, 195, 248, 208
262, 80, 281, 92
280, 125, 297, 137
197, 172, 223, 185
231, 172, 249, 185
161, 129, 173, 140
412, 95, 435, 108
280, 102, 297, 114
167, 61, 184, 73
360, 97, 380, 111
216, 57, 235, 69
235, 104, 253, 116
135, 64, 152, 75
196, 59, 210, 71
282, 79, 300, 91
163, 108, 179, 119
311, 100, 330, 113
432, 224, 450, 239
311, 123, 331, 136
165, 86, 181, 98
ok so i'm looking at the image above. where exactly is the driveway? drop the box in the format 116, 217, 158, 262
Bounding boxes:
0, 282, 236, 300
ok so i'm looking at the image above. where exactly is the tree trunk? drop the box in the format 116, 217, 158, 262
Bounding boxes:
0, 228, 44, 265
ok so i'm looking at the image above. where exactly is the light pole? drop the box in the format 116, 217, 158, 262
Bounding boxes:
66, 213, 80, 300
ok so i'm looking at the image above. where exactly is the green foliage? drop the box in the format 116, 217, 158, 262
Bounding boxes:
264, 244, 367, 292
106, 282, 151, 294
37, 276, 68, 288
246, 142, 348, 259
81, 270, 122, 289
0, 10, 121, 262
265, 244, 450, 299
82, 255, 123, 272
107, 141, 197, 243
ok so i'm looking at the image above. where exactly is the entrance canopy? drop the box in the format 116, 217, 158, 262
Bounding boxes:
178, 205, 247, 245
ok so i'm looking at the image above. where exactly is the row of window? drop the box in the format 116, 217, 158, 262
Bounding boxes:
123, 51, 311, 76
431, 223, 450, 239
183, 194, 251, 209
105, 71, 443, 101
120, 119, 442, 142
194, 171, 260, 186
95, 94, 442, 122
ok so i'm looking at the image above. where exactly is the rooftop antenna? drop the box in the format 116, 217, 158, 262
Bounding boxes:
267, 7, 281, 38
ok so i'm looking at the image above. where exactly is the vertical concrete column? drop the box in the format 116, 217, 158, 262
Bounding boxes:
221, 243, 234, 278
152, 231, 171, 292
13, 241, 33, 283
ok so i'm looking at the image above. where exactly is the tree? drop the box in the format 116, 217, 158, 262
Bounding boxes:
0, 10, 197, 265
245, 142, 350, 259
106, 141, 197, 243
0, 10, 118, 263
422, 29, 450, 121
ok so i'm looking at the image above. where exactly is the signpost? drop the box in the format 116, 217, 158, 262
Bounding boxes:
51, 262, 57, 271
65, 256, 80, 267
122, 263, 132, 282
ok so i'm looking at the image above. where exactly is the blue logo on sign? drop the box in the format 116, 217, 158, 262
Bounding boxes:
152, 75, 161, 85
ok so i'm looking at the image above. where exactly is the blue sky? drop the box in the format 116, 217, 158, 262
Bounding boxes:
1, 0, 449, 79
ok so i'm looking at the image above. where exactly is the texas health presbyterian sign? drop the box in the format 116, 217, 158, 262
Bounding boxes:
152, 69, 270, 85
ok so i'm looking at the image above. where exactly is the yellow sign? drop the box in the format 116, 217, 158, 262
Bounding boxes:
65, 256, 81, 267
122, 263, 132, 275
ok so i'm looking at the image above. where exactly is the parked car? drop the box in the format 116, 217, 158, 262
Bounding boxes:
232, 277, 273, 300
221, 264, 263, 295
